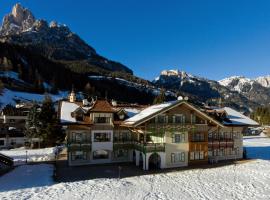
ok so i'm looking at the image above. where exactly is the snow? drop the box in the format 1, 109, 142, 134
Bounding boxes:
1, 161, 270, 199
219, 75, 270, 91
255, 75, 270, 88
0, 164, 53, 193
0, 71, 20, 80
60, 101, 80, 123
219, 76, 253, 93
0, 89, 68, 107
1, 135, 270, 199
88, 75, 176, 97
0, 147, 57, 164
222, 107, 259, 126
124, 101, 178, 125
243, 132, 270, 160
124, 108, 141, 118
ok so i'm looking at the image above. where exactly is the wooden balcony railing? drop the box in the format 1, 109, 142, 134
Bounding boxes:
134, 142, 165, 153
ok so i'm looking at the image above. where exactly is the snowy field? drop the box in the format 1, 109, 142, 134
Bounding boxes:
0, 135, 270, 200
0, 147, 58, 164
0, 89, 68, 107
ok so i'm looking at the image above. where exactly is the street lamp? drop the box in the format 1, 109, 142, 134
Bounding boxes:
26, 150, 28, 164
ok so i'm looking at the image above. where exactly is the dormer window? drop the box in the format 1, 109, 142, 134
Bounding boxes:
71, 108, 85, 122
75, 113, 84, 121
94, 117, 110, 123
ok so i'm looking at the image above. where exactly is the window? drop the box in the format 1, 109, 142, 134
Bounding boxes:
191, 114, 196, 124
190, 151, 204, 160
171, 152, 185, 163
191, 133, 205, 142
219, 148, 224, 156
114, 131, 131, 142
71, 132, 87, 143
75, 133, 84, 142
157, 115, 166, 123
71, 151, 87, 161
9, 119, 15, 123
173, 133, 186, 143
93, 150, 109, 159
174, 115, 185, 124
0, 140, 4, 146
94, 132, 111, 142
94, 117, 110, 124
199, 151, 204, 159
190, 152, 195, 160
213, 149, 218, 156
114, 149, 128, 158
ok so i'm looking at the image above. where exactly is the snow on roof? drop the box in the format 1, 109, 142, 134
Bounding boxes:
221, 107, 259, 126
124, 108, 141, 118
60, 101, 80, 123
124, 101, 178, 125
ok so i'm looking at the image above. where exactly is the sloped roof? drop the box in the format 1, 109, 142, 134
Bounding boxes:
123, 100, 223, 127
60, 101, 80, 123
220, 107, 259, 126
91, 100, 115, 113
124, 101, 177, 126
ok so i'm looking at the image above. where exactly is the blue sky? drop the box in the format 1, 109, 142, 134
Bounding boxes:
1, 0, 270, 81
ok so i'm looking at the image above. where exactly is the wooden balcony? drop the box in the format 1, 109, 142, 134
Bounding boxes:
134, 142, 165, 153
67, 139, 91, 151
208, 139, 234, 148
113, 141, 134, 150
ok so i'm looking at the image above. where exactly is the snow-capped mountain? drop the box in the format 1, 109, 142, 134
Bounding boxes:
219, 75, 270, 93
219, 76, 254, 93
153, 69, 267, 112
255, 76, 270, 88
0, 3, 132, 73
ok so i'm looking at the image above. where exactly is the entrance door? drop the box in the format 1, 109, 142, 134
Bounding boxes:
148, 153, 161, 170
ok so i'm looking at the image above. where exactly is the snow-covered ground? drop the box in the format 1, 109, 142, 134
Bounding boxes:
0, 147, 58, 164
243, 132, 270, 160
0, 135, 270, 200
0, 89, 68, 107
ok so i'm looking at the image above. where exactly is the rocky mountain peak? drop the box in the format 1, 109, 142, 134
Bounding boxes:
0, 3, 35, 35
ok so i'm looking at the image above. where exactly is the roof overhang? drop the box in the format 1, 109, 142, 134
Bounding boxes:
122, 101, 224, 128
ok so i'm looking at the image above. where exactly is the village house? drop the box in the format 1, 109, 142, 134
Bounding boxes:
0, 104, 42, 149
0, 104, 29, 149
59, 91, 258, 169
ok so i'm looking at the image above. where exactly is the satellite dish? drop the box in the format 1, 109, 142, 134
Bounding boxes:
177, 96, 183, 100
184, 96, 189, 101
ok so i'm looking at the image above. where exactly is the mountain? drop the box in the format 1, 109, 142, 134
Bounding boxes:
0, 3, 132, 74
0, 3, 269, 111
153, 69, 261, 112
218, 75, 270, 106
0, 3, 161, 105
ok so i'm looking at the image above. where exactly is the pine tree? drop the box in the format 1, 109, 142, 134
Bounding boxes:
25, 103, 41, 140
153, 88, 166, 104
39, 95, 64, 146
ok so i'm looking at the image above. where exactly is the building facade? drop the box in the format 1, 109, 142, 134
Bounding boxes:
59, 93, 258, 169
